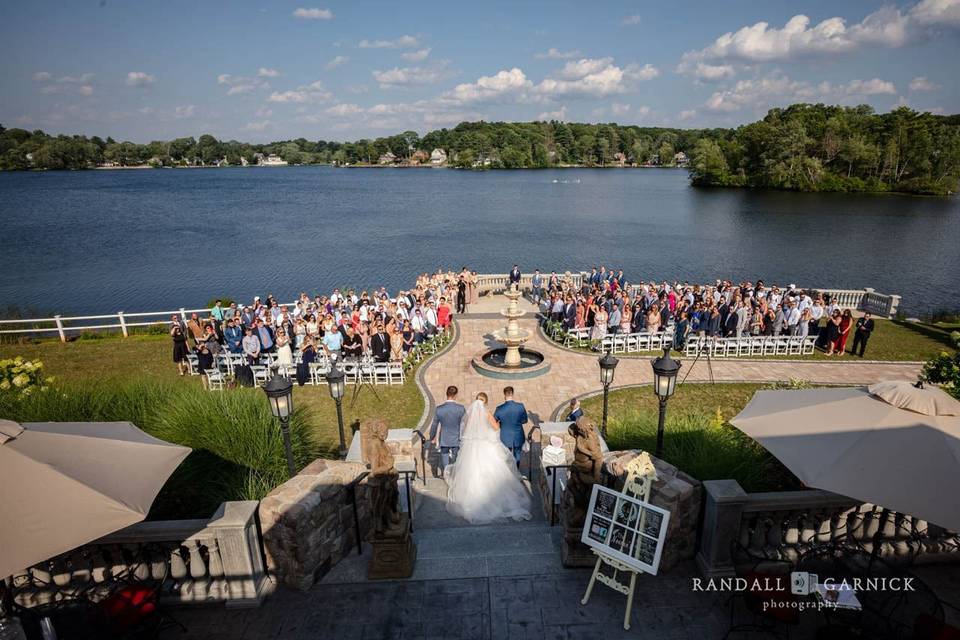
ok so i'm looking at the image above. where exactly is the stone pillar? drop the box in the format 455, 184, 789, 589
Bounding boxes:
207, 501, 270, 608
695, 479, 748, 578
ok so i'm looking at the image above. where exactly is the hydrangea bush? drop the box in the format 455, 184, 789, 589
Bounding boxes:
0, 357, 50, 395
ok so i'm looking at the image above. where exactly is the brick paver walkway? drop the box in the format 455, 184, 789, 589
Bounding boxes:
424, 294, 922, 422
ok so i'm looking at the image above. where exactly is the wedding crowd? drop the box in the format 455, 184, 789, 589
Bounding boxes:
169, 268, 481, 378
534, 266, 876, 357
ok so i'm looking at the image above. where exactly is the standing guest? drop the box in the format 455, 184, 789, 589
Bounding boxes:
296, 338, 317, 386
424, 302, 439, 336
456, 276, 467, 314
563, 295, 577, 330
411, 309, 426, 343
620, 304, 632, 334
531, 269, 544, 304
646, 304, 661, 334
401, 320, 415, 354
275, 329, 293, 368
437, 297, 452, 333
706, 306, 722, 337
186, 313, 205, 347
224, 318, 243, 353
798, 308, 812, 338
607, 303, 622, 335
809, 298, 824, 337
371, 322, 391, 362
197, 342, 214, 375
210, 300, 225, 329
825, 310, 843, 356
171, 325, 189, 376
851, 313, 875, 357
469, 271, 478, 305
430, 386, 467, 473
242, 327, 261, 365
566, 398, 584, 422
673, 310, 690, 351
785, 300, 801, 336
592, 305, 608, 343
836, 309, 853, 356
255, 320, 275, 353
575, 298, 586, 329
390, 323, 405, 361
509, 264, 521, 287
203, 325, 221, 356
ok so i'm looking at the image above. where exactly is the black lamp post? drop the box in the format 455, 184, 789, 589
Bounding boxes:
598, 351, 619, 441
326, 367, 347, 459
650, 347, 681, 458
264, 374, 296, 477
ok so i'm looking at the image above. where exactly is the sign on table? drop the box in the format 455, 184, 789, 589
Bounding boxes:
580, 484, 670, 575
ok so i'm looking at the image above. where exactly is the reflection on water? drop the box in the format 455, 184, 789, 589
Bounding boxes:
0, 167, 957, 315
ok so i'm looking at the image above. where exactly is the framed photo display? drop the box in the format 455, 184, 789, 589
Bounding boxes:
580, 484, 671, 575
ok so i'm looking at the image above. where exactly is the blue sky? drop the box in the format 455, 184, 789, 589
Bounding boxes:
1, 0, 959, 142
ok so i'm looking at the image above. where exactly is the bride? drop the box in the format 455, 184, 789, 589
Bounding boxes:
445, 392, 532, 524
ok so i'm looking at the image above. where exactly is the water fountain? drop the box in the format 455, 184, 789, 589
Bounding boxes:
472, 284, 549, 379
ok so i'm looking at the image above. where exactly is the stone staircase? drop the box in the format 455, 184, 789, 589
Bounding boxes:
320, 470, 567, 584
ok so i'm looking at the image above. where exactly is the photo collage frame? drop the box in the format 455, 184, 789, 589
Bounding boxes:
581, 484, 670, 574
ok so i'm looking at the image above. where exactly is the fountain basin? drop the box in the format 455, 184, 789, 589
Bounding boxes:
471, 347, 550, 380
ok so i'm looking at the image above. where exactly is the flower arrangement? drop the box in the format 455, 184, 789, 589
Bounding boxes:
0, 356, 50, 395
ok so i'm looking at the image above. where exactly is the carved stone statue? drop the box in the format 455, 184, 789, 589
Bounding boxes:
561, 416, 603, 566
365, 418, 402, 537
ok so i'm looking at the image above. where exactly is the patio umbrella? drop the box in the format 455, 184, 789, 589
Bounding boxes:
0, 419, 190, 580
730, 382, 960, 532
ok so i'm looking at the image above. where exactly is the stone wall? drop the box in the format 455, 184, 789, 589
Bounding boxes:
258, 459, 370, 591
602, 451, 702, 573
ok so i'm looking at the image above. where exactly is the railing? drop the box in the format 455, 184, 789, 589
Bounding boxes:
412, 431, 429, 485
0, 277, 903, 342
526, 425, 542, 486
9, 501, 269, 609
398, 469, 418, 533
696, 480, 960, 578
545, 464, 573, 526
346, 471, 370, 557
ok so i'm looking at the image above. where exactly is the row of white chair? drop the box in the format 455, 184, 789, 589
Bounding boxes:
201, 360, 406, 391
683, 335, 816, 358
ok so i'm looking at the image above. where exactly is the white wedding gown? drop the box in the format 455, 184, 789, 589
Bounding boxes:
444, 400, 532, 524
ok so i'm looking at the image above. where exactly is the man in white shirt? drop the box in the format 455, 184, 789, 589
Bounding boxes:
785, 301, 802, 335
424, 302, 439, 336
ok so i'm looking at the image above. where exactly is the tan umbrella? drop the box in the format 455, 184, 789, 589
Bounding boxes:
0, 419, 190, 579
730, 383, 960, 532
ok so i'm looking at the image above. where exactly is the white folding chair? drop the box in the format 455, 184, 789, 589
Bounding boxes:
788, 337, 803, 355
186, 354, 200, 375
342, 361, 359, 384
372, 362, 390, 385
775, 336, 789, 355
309, 362, 328, 386
612, 334, 627, 354
750, 336, 763, 356
761, 337, 776, 356
250, 365, 270, 387
600, 336, 614, 352
802, 336, 816, 355
685, 336, 700, 357
388, 361, 405, 385
204, 369, 225, 391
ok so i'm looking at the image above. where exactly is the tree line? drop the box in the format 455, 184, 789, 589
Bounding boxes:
1, 103, 958, 195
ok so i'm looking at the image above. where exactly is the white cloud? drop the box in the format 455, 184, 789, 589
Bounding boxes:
173, 105, 197, 118
676, 61, 737, 81
678, 109, 697, 121
243, 120, 274, 131
621, 14, 642, 26
257, 67, 280, 77
326, 55, 349, 69
138, 104, 197, 121
442, 68, 534, 105
535, 48, 582, 60
401, 48, 432, 62
373, 65, 449, 88
255, 107, 273, 117
56, 73, 94, 84
292, 7, 333, 20
267, 80, 331, 103
78, 85, 94, 96
325, 103, 364, 116
218, 72, 270, 95
611, 102, 631, 116
682, 1, 960, 67
34, 72, 96, 95
358, 35, 419, 49
125, 71, 156, 87
537, 105, 568, 121
909, 76, 940, 91
32, 71, 51, 81
704, 74, 896, 112
535, 58, 658, 98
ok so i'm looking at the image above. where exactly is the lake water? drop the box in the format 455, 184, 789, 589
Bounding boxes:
1, 166, 958, 316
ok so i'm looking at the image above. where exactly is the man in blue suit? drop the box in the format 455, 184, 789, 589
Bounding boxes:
429, 386, 466, 473
494, 386, 528, 469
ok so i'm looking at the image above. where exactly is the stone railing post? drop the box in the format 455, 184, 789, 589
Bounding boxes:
207, 501, 270, 608
888, 294, 901, 318
696, 479, 748, 578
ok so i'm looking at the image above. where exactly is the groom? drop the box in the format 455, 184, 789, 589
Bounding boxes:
494, 386, 528, 469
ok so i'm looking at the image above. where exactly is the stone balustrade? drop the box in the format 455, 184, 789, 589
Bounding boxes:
10, 501, 269, 609
696, 479, 960, 578
258, 459, 371, 591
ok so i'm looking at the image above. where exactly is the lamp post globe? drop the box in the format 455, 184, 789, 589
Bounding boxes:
264, 374, 296, 477
650, 347, 681, 458
597, 351, 619, 441
325, 367, 348, 459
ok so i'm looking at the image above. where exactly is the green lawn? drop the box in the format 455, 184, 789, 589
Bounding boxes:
0, 334, 426, 457
557, 319, 957, 362
581, 382, 801, 492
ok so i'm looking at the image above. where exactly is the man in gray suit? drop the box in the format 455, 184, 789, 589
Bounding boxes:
429, 385, 466, 472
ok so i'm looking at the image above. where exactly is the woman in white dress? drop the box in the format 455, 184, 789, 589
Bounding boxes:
275, 329, 294, 367
445, 393, 532, 524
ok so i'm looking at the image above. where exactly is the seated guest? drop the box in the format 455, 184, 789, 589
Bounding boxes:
242, 327, 260, 365
342, 325, 363, 359
203, 325, 221, 356
322, 325, 343, 360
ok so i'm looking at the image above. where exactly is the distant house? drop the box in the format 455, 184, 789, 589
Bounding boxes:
259, 154, 287, 167
410, 150, 429, 165
674, 151, 689, 167
240, 156, 249, 167
378, 151, 397, 165
215, 157, 230, 167
612, 152, 627, 167
429, 148, 448, 166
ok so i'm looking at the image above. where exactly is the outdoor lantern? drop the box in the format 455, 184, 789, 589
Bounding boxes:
598, 352, 619, 387
325, 367, 348, 460
326, 367, 346, 400
651, 347, 680, 399
650, 347, 681, 458
264, 374, 294, 419
263, 374, 296, 477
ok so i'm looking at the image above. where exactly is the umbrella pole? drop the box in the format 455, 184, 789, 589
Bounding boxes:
0, 577, 14, 618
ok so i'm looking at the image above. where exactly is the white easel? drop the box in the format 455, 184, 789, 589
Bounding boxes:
580, 453, 658, 630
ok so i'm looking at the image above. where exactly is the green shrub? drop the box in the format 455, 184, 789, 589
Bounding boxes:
0, 356, 49, 395
605, 407, 798, 492
920, 332, 960, 399
0, 379, 320, 518
78, 331, 106, 341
